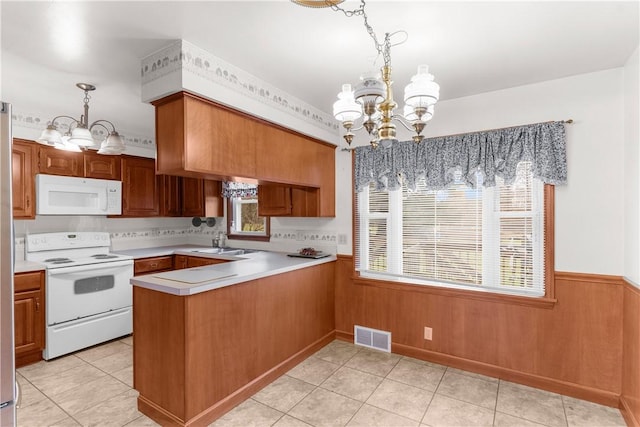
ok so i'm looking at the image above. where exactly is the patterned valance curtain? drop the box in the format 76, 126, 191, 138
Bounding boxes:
354, 121, 567, 192
221, 181, 258, 198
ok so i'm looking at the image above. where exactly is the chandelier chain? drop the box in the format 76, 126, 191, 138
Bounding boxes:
329, 0, 390, 64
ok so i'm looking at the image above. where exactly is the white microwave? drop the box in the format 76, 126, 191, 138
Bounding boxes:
36, 174, 122, 215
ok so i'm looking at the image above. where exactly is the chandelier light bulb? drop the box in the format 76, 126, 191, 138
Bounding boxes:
37, 124, 63, 146
67, 126, 95, 146
404, 104, 434, 122
333, 84, 362, 122
404, 64, 440, 109
354, 75, 385, 116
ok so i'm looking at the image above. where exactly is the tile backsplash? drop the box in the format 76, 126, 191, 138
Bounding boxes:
14, 215, 339, 260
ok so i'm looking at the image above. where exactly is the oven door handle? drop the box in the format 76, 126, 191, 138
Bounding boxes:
46, 259, 133, 275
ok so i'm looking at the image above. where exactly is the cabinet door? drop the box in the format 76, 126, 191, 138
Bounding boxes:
134, 256, 174, 275
84, 152, 121, 180
14, 290, 44, 356
173, 255, 188, 270
14, 270, 45, 367
121, 156, 159, 217
204, 180, 224, 218
258, 185, 292, 216
159, 175, 181, 217
181, 177, 204, 217
38, 145, 82, 176
186, 256, 228, 268
12, 139, 35, 219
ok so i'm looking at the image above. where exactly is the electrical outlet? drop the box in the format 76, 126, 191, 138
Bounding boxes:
424, 326, 433, 340
338, 234, 348, 245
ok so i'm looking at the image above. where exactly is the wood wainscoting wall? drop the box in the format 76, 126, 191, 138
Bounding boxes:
622, 279, 640, 427
335, 255, 624, 408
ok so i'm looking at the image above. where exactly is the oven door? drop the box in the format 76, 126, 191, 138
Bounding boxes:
46, 260, 133, 325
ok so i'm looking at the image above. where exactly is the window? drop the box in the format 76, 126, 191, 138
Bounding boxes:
356, 162, 546, 297
226, 195, 270, 241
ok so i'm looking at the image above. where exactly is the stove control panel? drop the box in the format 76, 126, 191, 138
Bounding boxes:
26, 232, 111, 252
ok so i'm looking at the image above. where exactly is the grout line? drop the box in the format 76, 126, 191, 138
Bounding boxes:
493, 379, 500, 426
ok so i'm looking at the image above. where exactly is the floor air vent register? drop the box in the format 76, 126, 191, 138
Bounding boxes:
354, 325, 391, 352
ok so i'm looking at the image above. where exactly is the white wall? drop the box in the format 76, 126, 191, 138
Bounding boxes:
11, 67, 633, 275
336, 68, 628, 275
624, 45, 640, 285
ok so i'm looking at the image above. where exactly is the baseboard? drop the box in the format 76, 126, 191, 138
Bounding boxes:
15, 349, 43, 368
621, 396, 640, 427
141, 330, 336, 427
137, 396, 185, 427
336, 330, 620, 408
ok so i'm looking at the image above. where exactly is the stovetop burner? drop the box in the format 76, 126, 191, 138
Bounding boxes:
91, 254, 119, 259
44, 257, 73, 263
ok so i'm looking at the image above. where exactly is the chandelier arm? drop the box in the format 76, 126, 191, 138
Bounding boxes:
390, 115, 417, 132
89, 119, 117, 133
48, 115, 80, 127
349, 123, 366, 132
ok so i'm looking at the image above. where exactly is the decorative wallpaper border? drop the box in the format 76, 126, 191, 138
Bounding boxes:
109, 226, 224, 242
11, 111, 155, 149
141, 40, 338, 134
271, 231, 337, 243
108, 227, 336, 244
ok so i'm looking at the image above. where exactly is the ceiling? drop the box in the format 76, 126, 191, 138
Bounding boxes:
1, 1, 638, 141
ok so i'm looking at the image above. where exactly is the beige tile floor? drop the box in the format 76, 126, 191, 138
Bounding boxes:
16, 338, 626, 427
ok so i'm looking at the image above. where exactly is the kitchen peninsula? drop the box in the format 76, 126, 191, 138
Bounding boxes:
130, 250, 336, 426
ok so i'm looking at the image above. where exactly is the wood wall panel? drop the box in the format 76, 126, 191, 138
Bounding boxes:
335, 256, 624, 406
133, 287, 186, 421
622, 280, 640, 427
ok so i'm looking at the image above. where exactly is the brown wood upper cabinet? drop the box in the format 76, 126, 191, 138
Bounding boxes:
37, 143, 120, 180
12, 139, 36, 219
258, 185, 320, 217
38, 144, 83, 177
153, 91, 335, 217
159, 176, 223, 218
154, 92, 256, 179
121, 156, 160, 217
83, 151, 121, 180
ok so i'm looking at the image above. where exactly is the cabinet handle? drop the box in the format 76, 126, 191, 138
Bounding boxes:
150, 263, 158, 268
26, 196, 30, 208
35, 297, 40, 312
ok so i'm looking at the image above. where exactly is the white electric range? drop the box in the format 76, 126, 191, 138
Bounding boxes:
25, 232, 134, 360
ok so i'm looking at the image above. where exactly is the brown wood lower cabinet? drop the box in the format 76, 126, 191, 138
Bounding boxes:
133, 261, 335, 426
134, 256, 174, 276
173, 255, 229, 269
14, 270, 45, 368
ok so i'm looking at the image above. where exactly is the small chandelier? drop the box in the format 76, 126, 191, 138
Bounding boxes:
294, 0, 439, 148
37, 83, 125, 155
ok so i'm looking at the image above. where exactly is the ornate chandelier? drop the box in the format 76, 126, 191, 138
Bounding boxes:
37, 83, 125, 155
293, 0, 440, 148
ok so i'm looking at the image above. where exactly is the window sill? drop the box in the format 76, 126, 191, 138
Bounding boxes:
352, 274, 557, 309
227, 233, 270, 242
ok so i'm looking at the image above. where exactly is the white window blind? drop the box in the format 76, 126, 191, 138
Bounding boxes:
356, 162, 545, 297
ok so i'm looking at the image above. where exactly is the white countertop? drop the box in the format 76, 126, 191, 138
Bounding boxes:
129, 250, 336, 296
14, 260, 46, 274
112, 244, 208, 259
